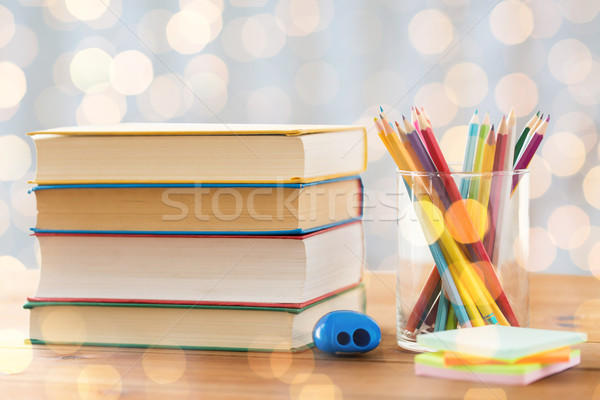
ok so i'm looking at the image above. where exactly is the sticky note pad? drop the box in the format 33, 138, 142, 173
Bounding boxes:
415, 350, 581, 386
443, 345, 572, 366
416, 325, 587, 362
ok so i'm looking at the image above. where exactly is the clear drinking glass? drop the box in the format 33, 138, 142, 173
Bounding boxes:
395, 169, 530, 352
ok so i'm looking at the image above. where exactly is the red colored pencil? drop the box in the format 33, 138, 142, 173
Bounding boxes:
483, 116, 508, 255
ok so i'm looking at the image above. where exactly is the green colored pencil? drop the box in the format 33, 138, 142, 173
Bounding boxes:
513, 111, 539, 166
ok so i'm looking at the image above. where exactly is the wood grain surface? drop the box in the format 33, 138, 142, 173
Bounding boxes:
1, 269, 599, 400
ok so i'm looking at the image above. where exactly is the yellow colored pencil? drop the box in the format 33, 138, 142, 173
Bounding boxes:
476, 125, 496, 238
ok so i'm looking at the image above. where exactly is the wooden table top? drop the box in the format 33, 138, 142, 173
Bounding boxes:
1, 268, 599, 399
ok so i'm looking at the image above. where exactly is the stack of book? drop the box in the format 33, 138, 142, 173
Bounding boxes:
415, 326, 587, 385
25, 123, 367, 351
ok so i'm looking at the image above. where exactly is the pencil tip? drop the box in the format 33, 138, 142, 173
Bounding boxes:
475, 109, 478, 115
536, 110, 540, 116
415, 107, 421, 115
402, 115, 406, 120
491, 124, 495, 130
546, 115, 550, 122
380, 105, 384, 112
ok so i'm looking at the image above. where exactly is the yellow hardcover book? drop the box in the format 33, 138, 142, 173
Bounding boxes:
28, 123, 367, 184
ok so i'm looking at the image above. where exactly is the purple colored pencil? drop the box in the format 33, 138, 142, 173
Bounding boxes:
512, 117, 548, 192
403, 117, 451, 210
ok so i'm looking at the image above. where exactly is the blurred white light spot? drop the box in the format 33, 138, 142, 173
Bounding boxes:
2, 25, 38, 67
85, 0, 121, 30
547, 205, 590, 250
0, 200, 9, 236
569, 226, 600, 272
187, 72, 228, 118
363, 71, 405, 109
527, 227, 557, 272
222, 17, 255, 62
529, 0, 563, 39
109, 50, 153, 95
76, 86, 126, 125
0, 62, 26, 108
490, 1, 534, 45
441, 125, 468, 166
583, 166, 600, 210
0, 135, 31, 181
180, 0, 224, 11
589, 242, 600, 280
542, 131, 586, 177
182, 0, 223, 41
53, 52, 79, 94
65, 0, 109, 21
0, 5, 16, 47
230, 0, 268, 6
185, 53, 229, 84
444, 63, 488, 107
555, 112, 598, 154
354, 113, 386, 163
528, 155, 552, 199
274, 0, 334, 36
295, 61, 339, 106
167, 3, 217, 55
144, 74, 193, 120
69, 48, 112, 93
494, 73, 538, 117
558, 0, 600, 24
442, 0, 470, 5
246, 86, 291, 123
0, 329, 33, 375
77, 365, 121, 400
241, 14, 286, 59
409, 9, 454, 55
0, 104, 19, 122
548, 39, 592, 85
414, 82, 457, 127
46, 0, 78, 24
137, 9, 172, 54
569, 61, 600, 106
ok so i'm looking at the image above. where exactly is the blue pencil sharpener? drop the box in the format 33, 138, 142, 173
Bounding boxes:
313, 310, 381, 354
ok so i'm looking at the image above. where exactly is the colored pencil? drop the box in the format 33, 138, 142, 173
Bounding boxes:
377, 105, 550, 333
415, 112, 516, 326
474, 125, 496, 238
411, 107, 420, 133
513, 111, 539, 165
375, 116, 472, 328
504, 109, 517, 172
468, 112, 491, 200
420, 107, 433, 127
483, 116, 507, 255
408, 116, 508, 326
512, 116, 549, 191
459, 110, 479, 197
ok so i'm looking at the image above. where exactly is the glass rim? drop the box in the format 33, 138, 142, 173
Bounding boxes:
396, 168, 530, 178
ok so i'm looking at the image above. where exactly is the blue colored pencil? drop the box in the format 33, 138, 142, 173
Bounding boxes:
459, 110, 480, 197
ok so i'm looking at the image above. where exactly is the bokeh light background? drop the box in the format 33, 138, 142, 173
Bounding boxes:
0, 0, 599, 277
